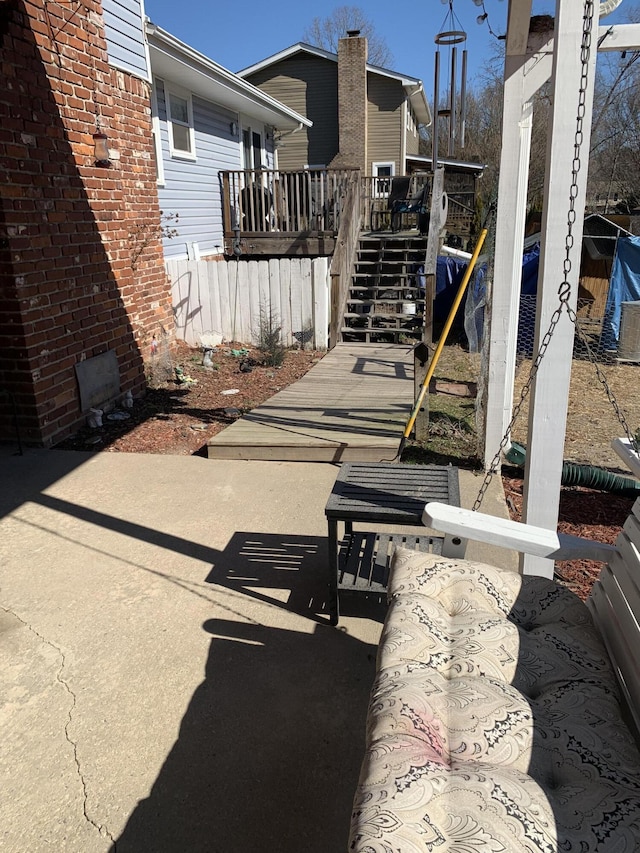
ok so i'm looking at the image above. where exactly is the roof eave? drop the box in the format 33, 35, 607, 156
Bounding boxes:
146, 24, 311, 130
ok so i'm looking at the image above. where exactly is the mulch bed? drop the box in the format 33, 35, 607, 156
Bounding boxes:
54, 341, 322, 456
502, 475, 634, 600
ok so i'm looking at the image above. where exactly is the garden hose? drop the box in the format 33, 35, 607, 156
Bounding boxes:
506, 441, 640, 498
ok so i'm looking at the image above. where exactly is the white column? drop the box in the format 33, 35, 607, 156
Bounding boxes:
483, 59, 533, 469
483, 0, 552, 469
521, 0, 597, 576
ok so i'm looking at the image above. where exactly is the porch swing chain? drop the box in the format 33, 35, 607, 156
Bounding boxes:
473, 0, 637, 513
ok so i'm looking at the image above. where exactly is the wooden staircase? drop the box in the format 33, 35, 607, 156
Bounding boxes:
341, 234, 428, 343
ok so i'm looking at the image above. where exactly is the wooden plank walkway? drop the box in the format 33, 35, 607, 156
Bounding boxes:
206, 343, 414, 462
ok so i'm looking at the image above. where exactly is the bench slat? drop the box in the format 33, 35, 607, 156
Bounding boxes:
589, 570, 640, 738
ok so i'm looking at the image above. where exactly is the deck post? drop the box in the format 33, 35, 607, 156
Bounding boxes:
415, 167, 446, 442
483, 25, 543, 468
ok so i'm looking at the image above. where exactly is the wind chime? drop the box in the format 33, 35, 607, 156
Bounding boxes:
432, 0, 468, 171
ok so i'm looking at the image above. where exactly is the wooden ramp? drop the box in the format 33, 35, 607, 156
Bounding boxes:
206, 343, 413, 462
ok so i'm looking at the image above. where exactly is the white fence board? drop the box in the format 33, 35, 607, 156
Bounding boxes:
279, 259, 292, 348
313, 256, 329, 350
218, 260, 231, 341
290, 258, 303, 348
169, 258, 330, 349
237, 261, 250, 345
269, 257, 282, 345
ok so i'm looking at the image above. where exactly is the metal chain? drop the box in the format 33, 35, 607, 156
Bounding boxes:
570, 307, 639, 451
474, 0, 595, 511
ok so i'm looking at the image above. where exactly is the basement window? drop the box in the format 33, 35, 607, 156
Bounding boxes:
167, 87, 196, 160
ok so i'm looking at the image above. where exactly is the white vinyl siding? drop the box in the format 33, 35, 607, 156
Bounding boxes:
155, 79, 243, 258
102, 0, 149, 80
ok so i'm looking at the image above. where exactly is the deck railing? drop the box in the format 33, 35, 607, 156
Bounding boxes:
361, 173, 431, 232
220, 168, 355, 238
219, 168, 477, 257
361, 173, 476, 238
329, 172, 362, 347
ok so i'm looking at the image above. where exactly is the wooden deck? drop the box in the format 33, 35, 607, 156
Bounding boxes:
206, 343, 414, 462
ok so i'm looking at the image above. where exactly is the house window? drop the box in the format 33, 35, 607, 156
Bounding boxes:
406, 106, 416, 135
372, 162, 395, 196
167, 88, 195, 159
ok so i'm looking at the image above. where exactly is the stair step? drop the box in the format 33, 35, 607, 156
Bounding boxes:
346, 299, 423, 307
341, 328, 422, 339
340, 233, 428, 345
343, 312, 422, 321
350, 282, 420, 289
354, 259, 418, 266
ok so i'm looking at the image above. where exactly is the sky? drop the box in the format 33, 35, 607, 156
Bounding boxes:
143, 0, 634, 90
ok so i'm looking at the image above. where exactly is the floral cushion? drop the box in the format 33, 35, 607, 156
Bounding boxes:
349, 549, 640, 852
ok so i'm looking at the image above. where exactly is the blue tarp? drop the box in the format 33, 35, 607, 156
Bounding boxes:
521, 243, 541, 295
435, 256, 469, 322
600, 236, 640, 351
461, 235, 640, 355
412, 256, 469, 324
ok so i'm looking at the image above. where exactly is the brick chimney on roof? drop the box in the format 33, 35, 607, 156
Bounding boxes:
329, 32, 367, 173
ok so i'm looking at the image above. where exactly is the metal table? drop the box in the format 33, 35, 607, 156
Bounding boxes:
324, 462, 462, 624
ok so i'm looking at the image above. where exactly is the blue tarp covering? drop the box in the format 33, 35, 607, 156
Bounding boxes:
600, 236, 640, 351
412, 256, 469, 324
435, 256, 469, 322
521, 243, 541, 295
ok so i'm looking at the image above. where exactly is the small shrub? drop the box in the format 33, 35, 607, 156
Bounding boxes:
256, 305, 285, 367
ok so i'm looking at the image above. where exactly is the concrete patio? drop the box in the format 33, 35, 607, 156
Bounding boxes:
1, 446, 513, 852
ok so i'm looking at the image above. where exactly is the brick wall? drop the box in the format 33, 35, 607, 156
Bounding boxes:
329, 34, 368, 174
0, 0, 175, 446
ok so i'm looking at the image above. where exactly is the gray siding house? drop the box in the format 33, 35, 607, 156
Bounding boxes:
239, 39, 430, 180
146, 25, 311, 260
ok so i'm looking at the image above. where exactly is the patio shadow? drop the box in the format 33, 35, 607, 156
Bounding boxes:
112, 618, 377, 853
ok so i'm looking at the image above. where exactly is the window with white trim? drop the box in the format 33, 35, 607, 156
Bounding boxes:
372, 162, 395, 197
167, 87, 195, 160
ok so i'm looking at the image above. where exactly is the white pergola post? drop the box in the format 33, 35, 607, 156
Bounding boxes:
520, 0, 598, 577
483, 51, 533, 467
484, 0, 556, 468
482, 2, 640, 574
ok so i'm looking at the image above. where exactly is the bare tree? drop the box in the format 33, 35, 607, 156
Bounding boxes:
302, 6, 393, 67
589, 34, 640, 213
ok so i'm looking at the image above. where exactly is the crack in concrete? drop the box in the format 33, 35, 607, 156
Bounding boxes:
2, 605, 117, 849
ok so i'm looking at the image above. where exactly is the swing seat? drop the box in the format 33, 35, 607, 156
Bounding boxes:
348, 500, 640, 852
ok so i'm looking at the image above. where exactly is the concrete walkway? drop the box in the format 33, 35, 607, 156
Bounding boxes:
1, 447, 514, 852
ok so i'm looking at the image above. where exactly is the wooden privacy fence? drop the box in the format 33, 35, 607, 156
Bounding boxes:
168, 257, 330, 350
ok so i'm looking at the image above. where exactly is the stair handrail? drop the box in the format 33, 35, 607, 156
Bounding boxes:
329, 171, 362, 348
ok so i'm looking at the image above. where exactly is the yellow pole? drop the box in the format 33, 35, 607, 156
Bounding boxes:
398, 227, 488, 452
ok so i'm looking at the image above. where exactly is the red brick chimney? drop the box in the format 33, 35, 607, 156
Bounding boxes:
329, 31, 368, 173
